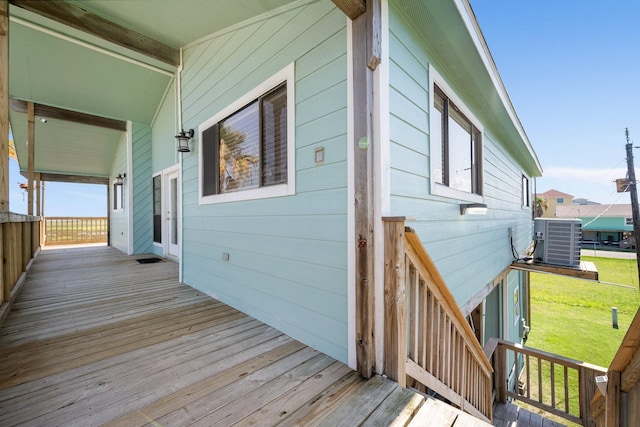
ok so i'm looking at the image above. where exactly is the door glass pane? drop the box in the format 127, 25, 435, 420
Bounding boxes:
171, 177, 178, 245
153, 175, 161, 243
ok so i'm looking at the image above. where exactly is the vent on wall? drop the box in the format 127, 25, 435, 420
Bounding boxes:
533, 218, 582, 268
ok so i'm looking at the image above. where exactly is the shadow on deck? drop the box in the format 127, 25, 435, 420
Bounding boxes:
0, 246, 495, 426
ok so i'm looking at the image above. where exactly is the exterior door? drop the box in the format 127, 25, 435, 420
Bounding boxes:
165, 169, 180, 258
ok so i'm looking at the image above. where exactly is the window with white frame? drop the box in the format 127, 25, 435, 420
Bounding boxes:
113, 183, 123, 211
429, 66, 483, 201
200, 65, 295, 204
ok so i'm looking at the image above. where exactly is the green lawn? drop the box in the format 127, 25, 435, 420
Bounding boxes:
517, 256, 640, 424
526, 256, 640, 368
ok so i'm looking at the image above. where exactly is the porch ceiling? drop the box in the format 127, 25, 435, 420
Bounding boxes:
8, 0, 297, 179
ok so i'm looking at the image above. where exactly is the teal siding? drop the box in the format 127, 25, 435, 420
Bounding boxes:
110, 135, 128, 252
389, 5, 533, 309
151, 80, 178, 173
179, 2, 349, 362
582, 217, 631, 231
132, 122, 153, 254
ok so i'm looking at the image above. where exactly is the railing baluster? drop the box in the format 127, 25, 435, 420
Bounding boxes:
526, 353, 531, 399
551, 361, 556, 408
564, 365, 569, 414
43, 217, 108, 246
538, 356, 543, 404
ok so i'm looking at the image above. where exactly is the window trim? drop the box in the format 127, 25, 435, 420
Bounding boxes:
522, 175, 530, 208
113, 181, 124, 212
199, 64, 295, 205
429, 65, 484, 203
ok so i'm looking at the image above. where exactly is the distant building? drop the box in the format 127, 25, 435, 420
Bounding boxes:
572, 198, 600, 206
556, 204, 634, 248
536, 189, 574, 218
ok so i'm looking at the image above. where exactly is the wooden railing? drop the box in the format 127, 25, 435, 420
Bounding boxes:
485, 338, 606, 426
0, 213, 40, 326
383, 218, 493, 422
44, 217, 107, 246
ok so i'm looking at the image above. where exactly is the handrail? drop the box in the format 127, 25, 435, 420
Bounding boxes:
44, 217, 107, 246
383, 218, 493, 422
486, 337, 606, 426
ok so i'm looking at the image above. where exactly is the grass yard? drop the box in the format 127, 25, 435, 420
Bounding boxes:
518, 256, 640, 425
526, 256, 640, 367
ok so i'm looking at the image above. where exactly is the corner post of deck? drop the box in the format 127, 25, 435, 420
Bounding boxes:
27, 102, 34, 216
383, 217, 407, 387
0, 0, 9, 213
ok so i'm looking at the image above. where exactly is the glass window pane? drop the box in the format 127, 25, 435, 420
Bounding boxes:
218, 101, 260, 193
262, 84, 287, 186
447, 111, 472, 193
153, 175, 161, 243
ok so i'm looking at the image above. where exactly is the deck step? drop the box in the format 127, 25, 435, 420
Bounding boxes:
493, 402, 568, 427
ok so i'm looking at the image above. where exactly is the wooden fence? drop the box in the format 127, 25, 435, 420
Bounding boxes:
486, 338, 606, 426
44, 217, 107, 246
383, 218, 493, 422
0, 213, 40, 326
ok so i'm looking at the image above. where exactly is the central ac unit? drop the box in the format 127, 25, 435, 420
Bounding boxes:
533, 218, 582, 268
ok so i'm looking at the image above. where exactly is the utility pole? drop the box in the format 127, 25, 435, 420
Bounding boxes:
624, 128, 640, 290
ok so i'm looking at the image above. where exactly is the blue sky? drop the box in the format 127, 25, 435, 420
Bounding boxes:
9, 158, 107, 216
470, 0, 640, 204
8, 1, 640, 214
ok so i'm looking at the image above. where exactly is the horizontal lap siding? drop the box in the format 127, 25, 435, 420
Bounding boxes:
389, 5, 532, 307
132, 123, 153, 254
179, 2, 349, 362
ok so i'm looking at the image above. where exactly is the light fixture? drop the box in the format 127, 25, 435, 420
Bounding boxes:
460, 203, 488, 215
176, 129, 194, 153
115, 173, 126, 186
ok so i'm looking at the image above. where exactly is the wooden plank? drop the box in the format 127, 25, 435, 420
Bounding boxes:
409, 397, 457, 426
281, 370, 365, 425
605, 370, 621, 427
154, 350, 328, 426
352, 0, 377, 379
383, 218, 407, 386
511, 260, 598, 281
312, 375, 397, 427
9, 0, 179, 66
237, 362, 356, 427
360, 386, 424, 426
10, 98, 127, 131
0, 0, 8, 212
331, 0, 365, 20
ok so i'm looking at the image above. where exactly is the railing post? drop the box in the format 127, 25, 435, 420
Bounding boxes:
605, 370, 621, 427
383, 217, 407, 387
496, 342, 507, 403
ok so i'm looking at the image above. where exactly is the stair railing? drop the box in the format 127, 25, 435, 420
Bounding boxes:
383, 217, 493, 422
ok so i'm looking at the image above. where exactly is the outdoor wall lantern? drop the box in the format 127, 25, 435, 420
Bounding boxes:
460, 203, 488, 215
115, 173, 126, 186
176, 129, 194, 153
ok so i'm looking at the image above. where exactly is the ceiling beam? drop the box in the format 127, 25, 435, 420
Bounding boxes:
21, 171, 109, 185
332, 0, 366, 20
10, 99, 127, 131
9, 0, 180, 66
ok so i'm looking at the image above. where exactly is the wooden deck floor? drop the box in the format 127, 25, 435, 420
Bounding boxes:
493, 403, 568, 427
0, 245, 496, 426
